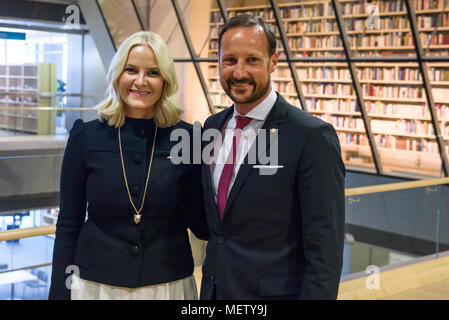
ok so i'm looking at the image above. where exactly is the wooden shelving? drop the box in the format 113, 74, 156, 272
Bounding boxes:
207, 0, 449, 177
0, 64, 39, 134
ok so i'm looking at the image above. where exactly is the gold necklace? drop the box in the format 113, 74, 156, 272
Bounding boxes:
118, 124, 158, 224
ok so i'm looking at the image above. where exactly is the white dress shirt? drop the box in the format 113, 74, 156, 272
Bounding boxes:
212, 89, 277, 201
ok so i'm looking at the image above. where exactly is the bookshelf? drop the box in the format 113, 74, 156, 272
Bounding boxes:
0, 64, 39, 134
0, 63, 57, 135
206, 0, 449, 177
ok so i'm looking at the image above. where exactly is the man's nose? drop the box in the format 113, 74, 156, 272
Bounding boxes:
233, 61, 248, 79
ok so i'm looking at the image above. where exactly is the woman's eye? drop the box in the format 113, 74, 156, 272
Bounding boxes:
125, 67, 136, 73
148, 70, 160, 76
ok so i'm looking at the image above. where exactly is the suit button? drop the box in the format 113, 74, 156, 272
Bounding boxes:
131, 154, 143, 165
129, 245, 139, 256
217, 236, 224, 244
135, 128, 145, 137
131, 186, 140, 197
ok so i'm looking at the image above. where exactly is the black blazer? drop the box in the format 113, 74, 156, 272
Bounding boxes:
49, 117, 208, 300
200, 93, 345, 300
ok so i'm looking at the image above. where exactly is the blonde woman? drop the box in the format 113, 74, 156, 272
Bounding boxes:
49, 31, 208, 300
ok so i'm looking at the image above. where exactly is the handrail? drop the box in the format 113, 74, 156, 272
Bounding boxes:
0, 107, 96, 111
0, 225, 55, 242
0, 178, 449, 242
345, 176, 449, 196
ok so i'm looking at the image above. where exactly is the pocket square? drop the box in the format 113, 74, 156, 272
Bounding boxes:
252, 165, 284, 169
253, 165, 283, 176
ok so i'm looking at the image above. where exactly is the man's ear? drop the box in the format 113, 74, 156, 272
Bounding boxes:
270, 52, 278, 73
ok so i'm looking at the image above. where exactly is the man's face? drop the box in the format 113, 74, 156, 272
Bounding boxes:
219, 26, 278, 112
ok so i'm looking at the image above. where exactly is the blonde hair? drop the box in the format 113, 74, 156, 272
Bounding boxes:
96, 31, 183, 128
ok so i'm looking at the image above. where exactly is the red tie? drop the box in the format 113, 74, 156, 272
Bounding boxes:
217, 115, 252, 220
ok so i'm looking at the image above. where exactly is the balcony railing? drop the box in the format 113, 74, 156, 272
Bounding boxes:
0, 177, 448, 299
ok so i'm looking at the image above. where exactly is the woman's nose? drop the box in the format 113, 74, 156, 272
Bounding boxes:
134, 72, 146, 86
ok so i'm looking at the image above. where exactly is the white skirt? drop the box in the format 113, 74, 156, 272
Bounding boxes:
71, 274, 198, 300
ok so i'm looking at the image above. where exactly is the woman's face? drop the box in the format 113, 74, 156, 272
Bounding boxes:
118, 45, 164, 119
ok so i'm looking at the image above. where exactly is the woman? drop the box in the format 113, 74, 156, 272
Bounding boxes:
49, 31, 208, 300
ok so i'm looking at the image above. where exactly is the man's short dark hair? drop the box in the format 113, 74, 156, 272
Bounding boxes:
218, 14, 277, 57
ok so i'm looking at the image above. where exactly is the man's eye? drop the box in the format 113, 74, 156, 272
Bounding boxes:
248, 57, 258, 63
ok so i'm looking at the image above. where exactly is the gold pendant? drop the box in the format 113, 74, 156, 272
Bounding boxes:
134, 214, 141, 224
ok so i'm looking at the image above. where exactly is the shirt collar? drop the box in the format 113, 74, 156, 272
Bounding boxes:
232, 89, 276, 122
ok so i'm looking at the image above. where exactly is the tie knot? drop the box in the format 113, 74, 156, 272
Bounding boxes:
235, 116, 252, 130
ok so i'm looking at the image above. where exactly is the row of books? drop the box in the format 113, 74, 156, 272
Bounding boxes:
210, 9, 273, 24
420, 32, 449, 46
398, 67, 422, 81
362, 84, 424, 99
283, 17, 447, 36
285, 21, 338, 34
307, 98, 359, 113
371, 119, 439, 135
209, 0, 449, 25
357, 67, 401, 81
273, 81, 296, 94
308, 100, 449, 120
209, 40, 218, 50
273, 68, 292, 79
280, 3, 334, 19
357, 51, 415, 57
297, 67, 351, 80
343, 0, 405, 15
345, 17, 409, 31
276, 95, 449, 123
338, 132, 369, 146
415, 0, 448, 10
366, 101, 431, 118
316, 114, 365, 130
301, 83, 354, 96
279, 82, 426, 99
211, 13, 448, 34
428, 68, 449, 81
418, 13, 449, 28
375, 135, 440, 152
280, 65, 448, 83
287, 36, 342, 49
349, 33, 414, 47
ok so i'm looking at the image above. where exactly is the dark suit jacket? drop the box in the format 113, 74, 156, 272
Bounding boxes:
200, 93, 345, 300
49, 117, 208, 300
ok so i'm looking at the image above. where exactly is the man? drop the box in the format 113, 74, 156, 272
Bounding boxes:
200, 14, 345, 300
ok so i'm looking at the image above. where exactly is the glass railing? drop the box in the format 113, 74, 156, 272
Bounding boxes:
0, 177, 448, 299
343, 177, 449, 274
0, 211, 55, 300
0, 103, 99, 138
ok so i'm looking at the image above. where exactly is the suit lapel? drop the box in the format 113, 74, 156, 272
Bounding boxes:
223, 93, 288, 219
